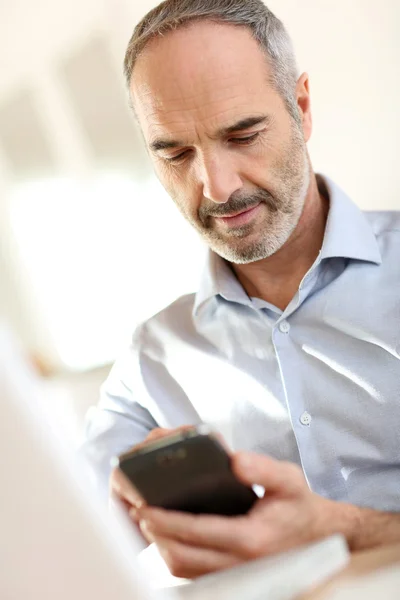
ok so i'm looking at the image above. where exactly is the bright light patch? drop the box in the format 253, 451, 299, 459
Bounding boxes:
10, 175, 205, 370
302, 344, 383, 403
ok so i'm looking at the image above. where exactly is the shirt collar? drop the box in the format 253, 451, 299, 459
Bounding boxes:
193, 174, 382, 316
318, 174, 381, 264
193, 249, 252, 316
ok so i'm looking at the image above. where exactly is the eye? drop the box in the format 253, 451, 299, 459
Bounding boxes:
164, 150, 190, 164
231, 132, 260, 145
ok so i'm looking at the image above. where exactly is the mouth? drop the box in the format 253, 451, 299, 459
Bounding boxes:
214, 203, 262, 227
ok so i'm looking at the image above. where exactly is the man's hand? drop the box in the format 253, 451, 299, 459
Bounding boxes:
134, 451, 359, 578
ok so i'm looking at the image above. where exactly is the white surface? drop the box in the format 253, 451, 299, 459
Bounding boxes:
0, 326, 168, 600
176, 535, 350, 600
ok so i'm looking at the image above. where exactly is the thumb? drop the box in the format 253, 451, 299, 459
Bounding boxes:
232, 451, 303, 496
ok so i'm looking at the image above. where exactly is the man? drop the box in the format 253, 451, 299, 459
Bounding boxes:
83, 0, 400, 579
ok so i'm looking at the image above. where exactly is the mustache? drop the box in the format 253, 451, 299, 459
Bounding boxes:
199, 189, 278, 225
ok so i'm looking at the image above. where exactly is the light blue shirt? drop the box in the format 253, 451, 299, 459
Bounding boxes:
83, 175, 400, 511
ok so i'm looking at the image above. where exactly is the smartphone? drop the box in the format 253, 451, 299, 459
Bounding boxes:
115, 426, 258, 516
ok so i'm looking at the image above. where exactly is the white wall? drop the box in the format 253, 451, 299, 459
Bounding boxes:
268, 0, 400, 209
0, 0, 399, 369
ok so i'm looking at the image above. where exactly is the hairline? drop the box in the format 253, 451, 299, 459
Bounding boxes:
126, 16, 301, 126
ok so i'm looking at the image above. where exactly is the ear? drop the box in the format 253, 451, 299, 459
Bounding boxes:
296, 72, 312, 142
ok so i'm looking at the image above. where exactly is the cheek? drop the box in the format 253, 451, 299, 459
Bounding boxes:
154, 163, 180, 202
242, 150, 276, 189
241, 131, 287, 183
261, 126, 301, 175
259, 127, 289, 161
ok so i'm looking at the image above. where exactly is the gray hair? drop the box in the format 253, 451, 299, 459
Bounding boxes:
123, 0, 300, 121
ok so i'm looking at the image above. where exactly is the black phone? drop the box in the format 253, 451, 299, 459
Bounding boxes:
116, 426, 258, 516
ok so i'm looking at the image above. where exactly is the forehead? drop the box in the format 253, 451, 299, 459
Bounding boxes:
130, 21, 280, 140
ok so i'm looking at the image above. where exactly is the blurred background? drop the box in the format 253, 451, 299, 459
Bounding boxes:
1, 0, 399, 446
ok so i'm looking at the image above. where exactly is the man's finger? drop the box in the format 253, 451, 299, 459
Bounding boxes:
153, 535, 241, 579
137, 506, 252, 554
232, 452, 305, 496
110, 467, 144, 508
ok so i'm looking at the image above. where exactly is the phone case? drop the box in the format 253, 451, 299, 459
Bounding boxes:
118, 432, 258, 516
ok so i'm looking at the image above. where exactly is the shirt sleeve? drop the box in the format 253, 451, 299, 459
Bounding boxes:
79, 329, 159, 500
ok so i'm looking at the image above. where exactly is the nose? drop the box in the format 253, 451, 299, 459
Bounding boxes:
198, 153, 243, 204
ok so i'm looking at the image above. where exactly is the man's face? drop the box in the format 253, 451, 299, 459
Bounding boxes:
131, 21, 311, 264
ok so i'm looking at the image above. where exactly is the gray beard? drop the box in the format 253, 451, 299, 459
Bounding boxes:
200, 157, 310, 265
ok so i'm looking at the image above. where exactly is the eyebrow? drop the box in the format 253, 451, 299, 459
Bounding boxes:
149, 115, 271, 153
217, 115, 271, 137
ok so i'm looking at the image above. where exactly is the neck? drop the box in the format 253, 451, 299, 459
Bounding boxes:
231, 174, 329, 311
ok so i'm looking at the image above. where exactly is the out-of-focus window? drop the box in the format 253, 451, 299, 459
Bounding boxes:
9, 173, 205, 370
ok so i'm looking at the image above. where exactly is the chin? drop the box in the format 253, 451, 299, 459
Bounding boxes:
210, 227, 295, 263
210, 242, 274, 264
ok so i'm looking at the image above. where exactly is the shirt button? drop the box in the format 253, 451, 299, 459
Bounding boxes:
300, 411, 312, 426
279, 320, 290, 334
